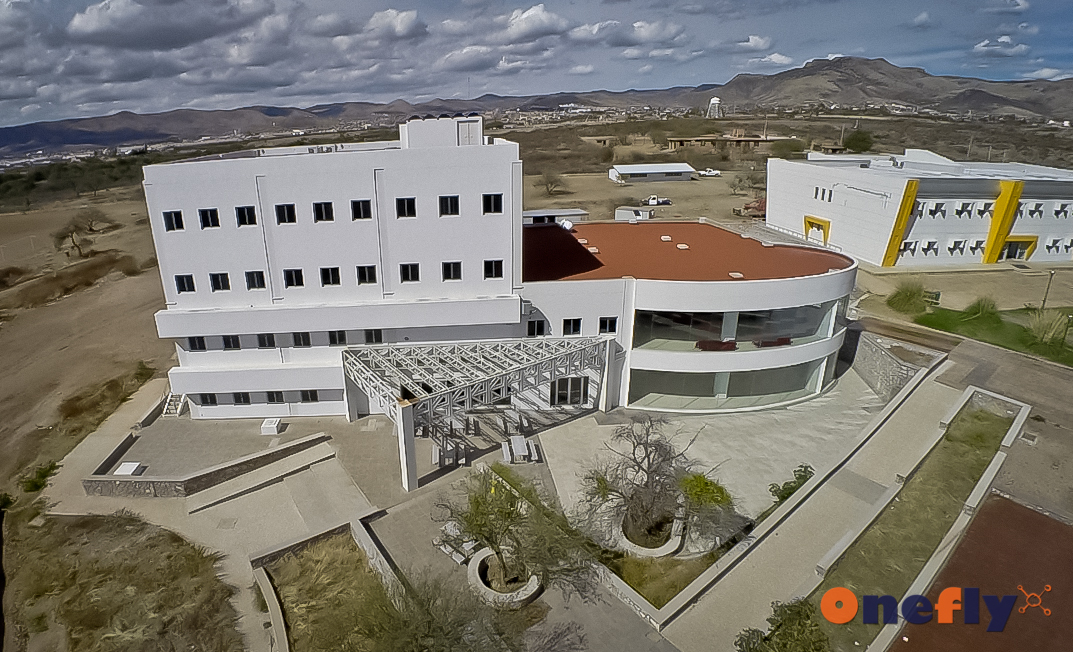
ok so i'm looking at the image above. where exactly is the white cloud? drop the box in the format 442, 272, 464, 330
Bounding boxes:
66, 0, 272, 50
973, 38, 1029, 57
621, 47, 645, 59
1022, 67, 1072, 81
496, 4, 570, 43
568, 21, 619, 43
983, 0, 1029, 14
638, 63, 653, 74
910, 11, 932, 28
606, 20, 685, 47
436, 45, 498, 72
364, 9, 427, 42
568, 64, 594, 74
752, 52, 793, 65
307, 14, 357, 38
738, 35, 771, 50
649, 48, 675, 58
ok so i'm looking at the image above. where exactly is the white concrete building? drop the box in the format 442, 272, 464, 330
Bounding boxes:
608, 163, 697, 183
144, 115, 856, 490
766, 149, 1073, 267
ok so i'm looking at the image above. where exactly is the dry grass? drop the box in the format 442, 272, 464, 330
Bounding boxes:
607, 551, 721, 609
6, 509, 243, 652
267, 534, 396, 652
0, 251, 142, 310
810, 408, 1013, 651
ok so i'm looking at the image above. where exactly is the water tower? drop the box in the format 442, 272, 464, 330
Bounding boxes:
706, 97, 722, 119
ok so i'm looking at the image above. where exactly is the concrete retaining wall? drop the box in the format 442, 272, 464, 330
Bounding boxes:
852, 333, 919, 402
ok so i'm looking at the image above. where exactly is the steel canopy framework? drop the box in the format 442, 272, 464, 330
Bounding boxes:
342, 337, 614, 491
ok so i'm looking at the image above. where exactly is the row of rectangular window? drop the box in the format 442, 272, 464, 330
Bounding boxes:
185, 318, 614, 352
526, 317, 617, 337
175, 260, 504, 294
200, 390, 320, 406
187, 329, 382, 351
162, 194, 505, 232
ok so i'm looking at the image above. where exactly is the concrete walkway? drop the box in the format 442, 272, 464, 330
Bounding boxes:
46, 380, 374, 652
662, 370, 963, 652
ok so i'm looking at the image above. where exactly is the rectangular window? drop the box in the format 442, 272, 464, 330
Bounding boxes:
163, 210, 184, 231
200, 393, 218, 406
442, 261, 462, 281
550, 377, 588, 406
235, 206, 257, 226
320, 267, 341, 286
300, 389, 319, 403
483, 259, 504, 279
222, 335, 241, 350
357, 265, 377, 285
365, 329, 383, 344
284, 269, 304, 288
313, 202, 334, 222
562, 318, 582, 336
266, 391, 284, 404
292, 332, 311, 347
527, 320, 546, 337
233, 392, 251, 405
351, 199, 372, 220
209, 272, 230, 292
188, 336, 206, 351
198, 208, 220, 229
328, 330, 347, 345
245, 270, 266, 290
257, 333, 275, 348
439, 195, 460, 216
396, 197, 417, 218
599, 317, 618, 334
275, 204, 297, 224
482, 193, 503, 214
400, 263, 420, 283
175, 274, 195, 293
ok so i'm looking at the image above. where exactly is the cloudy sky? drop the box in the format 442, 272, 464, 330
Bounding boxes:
1, 0, 1071, 127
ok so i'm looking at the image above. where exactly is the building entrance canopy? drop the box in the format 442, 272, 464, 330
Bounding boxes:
342, 337, 613, 491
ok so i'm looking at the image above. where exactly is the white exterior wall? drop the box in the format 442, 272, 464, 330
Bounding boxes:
766, 158, 905, 265
767, 155, 1073, 267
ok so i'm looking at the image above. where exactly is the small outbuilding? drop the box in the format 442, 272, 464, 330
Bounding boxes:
522, 208, 589, 225
615, 206, 655, 221
608, 163, 696, 183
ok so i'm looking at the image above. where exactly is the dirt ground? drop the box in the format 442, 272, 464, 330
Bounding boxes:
522, 172, 760, 223
888, 494, 1073, 652
0, 187, 173, 491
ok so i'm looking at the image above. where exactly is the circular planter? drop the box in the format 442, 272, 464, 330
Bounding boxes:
467, 548, 542, 609
617, 510, 686, 558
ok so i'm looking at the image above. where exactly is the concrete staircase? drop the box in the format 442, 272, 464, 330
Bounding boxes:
162, 393, 187, 417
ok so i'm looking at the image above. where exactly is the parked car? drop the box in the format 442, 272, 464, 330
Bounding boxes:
641, 194, 672, 206
698, 168, 722, 177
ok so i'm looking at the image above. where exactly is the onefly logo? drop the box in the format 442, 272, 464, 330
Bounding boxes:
818, 586, 1050, 632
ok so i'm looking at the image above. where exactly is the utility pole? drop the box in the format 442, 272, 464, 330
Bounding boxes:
967, 135, 974, 159
840, 124, 846, 146
987, 144, 993, 162
1042, 270, 1057, 311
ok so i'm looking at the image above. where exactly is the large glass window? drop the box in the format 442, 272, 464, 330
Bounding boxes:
736, 303, 832, 346
628, 359, 824, 408
632, 311, 725, 348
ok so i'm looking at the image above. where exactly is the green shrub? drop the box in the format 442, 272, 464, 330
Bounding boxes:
1028, 308, 1068, 345
19, 461, 59, 493
844, 130, 874, 153
962, 296, 998, 321
769, 463, 815, 504
885, 279, 928, 314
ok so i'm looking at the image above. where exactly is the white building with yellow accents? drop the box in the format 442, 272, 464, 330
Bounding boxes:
765, 149, 1073, 267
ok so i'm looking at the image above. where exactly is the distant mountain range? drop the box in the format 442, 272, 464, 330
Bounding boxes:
4, 57, 1072, 158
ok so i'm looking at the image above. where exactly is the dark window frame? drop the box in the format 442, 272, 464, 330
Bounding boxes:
313, 201, 335, 222
562, 318, 582, 336
292, 331, 311, 347
283, 268, 304, 288
257, 333, 276, 348
357, 265, 377, 285
527, 320, 546, 337
222, 335, 241, 350
163, 210, 184, 231
233, 392, 251, 405
320, 267, 341, 286
439, 195, 460, 216
599, 316, 618, 334
400, 263, 420, 283
235, 206, 257, 226
351, 199, 372, 220
328, 330, 347, 346
396, 197, 417, 218
483, 259, 504, 279
198, 208, 220, 229
442, 261, 462, 281
365, 329, 383, 344
482, 193, 503, 214
275, 204, 297, 224
209, 272, 231, 292
175, 274, 195, 293
245, 270, 266, 290
188, 336, 206, 351
300, 389, 319, 403
266, 391, 285, 404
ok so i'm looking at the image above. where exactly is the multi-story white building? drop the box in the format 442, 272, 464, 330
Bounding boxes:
766, 149, 1073, 267
144, 115, 856, 490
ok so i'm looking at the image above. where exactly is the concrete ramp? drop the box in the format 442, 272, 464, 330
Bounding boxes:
187, 443, 336, 514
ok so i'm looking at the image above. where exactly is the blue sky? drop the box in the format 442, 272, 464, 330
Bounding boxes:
1, 0, 1071, 127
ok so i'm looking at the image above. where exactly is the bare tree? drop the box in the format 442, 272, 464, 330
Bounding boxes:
538, 171, 565, 196
51, 208, 119, 258
434, 469, 597, 601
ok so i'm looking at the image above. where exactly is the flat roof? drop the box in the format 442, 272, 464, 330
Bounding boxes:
522, 221, 853, 283
610, 163, 697, 173
521, 208, 589, 217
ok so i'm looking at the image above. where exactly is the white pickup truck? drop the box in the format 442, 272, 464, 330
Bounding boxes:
641, 194, 672, 206
698, 168, 722, 177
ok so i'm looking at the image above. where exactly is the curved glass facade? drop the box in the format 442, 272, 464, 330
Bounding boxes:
627, 354, 837, 411
632, 298, 845, 352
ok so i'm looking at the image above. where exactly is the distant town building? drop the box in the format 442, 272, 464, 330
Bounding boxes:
766, 149, 1073, 267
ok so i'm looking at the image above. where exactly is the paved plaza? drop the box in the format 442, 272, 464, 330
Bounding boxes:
540, 369, 885, 520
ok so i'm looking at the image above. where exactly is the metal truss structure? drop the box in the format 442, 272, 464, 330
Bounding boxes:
342, 336, 613, 491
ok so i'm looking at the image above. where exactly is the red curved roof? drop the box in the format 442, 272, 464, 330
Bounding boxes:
522, 221, 853, 283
